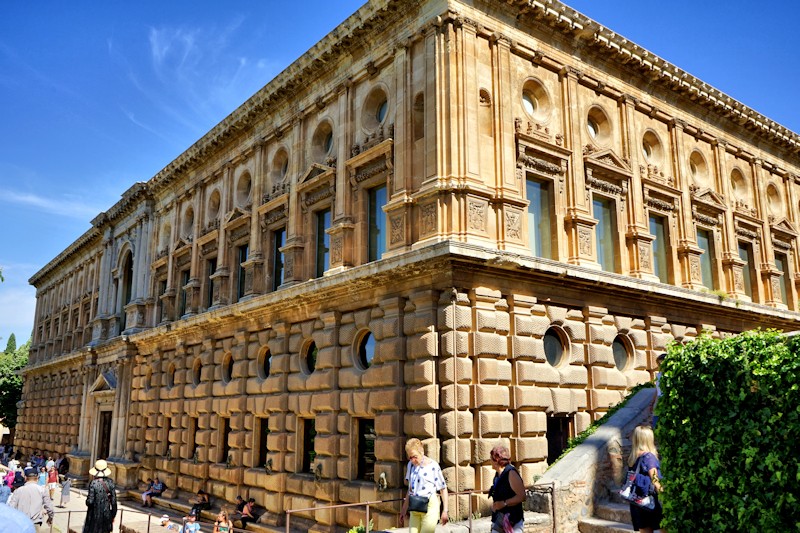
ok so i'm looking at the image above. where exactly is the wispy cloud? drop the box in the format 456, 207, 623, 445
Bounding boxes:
0, 265, 37, 344
1, 190, 104, 220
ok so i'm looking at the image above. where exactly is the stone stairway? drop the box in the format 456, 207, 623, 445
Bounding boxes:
578, 501, 633, 532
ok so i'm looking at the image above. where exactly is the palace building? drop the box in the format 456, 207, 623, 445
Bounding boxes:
17, 0, 800, 530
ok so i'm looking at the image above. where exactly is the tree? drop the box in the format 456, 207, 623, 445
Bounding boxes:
0, 339, 29, 429
4, 333, 16, 354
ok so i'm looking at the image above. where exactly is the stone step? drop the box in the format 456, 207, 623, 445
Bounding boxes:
578, 516, 635, 533
595, 501, 631, 524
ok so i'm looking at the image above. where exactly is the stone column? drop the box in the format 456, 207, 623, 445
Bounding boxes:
243, 140, 266, 299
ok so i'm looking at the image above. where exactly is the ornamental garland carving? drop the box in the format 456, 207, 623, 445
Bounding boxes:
421, 203, 437, 235
353, 159, 388, 185
390, 216, 404, 244
772, 238, 792, 251
227, 224, 250, 245
639, 242, 652, 271
691, 207, 720, 227
735, 226, 760, 241
517, 153, 564, 176
578, 228, 592, 257
468, 200, 487, 232
176, 253, 191, 267
689, 256, 701, 282
505, 211, 521, 240
303, 184, 335, 209
261, 206, 287, 230
201, 241, 217, 257
586, 174, 625, 197
644, 195, 675, 212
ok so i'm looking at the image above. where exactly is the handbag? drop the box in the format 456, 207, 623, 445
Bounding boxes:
619, 455, 656, 510
408, 493, 429, 513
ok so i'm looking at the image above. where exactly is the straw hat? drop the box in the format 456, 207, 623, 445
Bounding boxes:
89, 459, 111, 477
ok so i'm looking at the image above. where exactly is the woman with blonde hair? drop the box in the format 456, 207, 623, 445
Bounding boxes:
213, 509, 234, 533
399, 438, 449, 533
627, 425, 664, 533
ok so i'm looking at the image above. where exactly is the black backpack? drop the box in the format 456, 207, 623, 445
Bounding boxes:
12, 472, 24, 491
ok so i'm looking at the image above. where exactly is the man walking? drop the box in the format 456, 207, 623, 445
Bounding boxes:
7, 467, 54, 532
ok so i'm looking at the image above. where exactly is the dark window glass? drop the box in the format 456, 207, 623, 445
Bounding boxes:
527, 178, 553, 259
738, 242, 755, 297
776, 252, 789, 306
315, 209, 331, 277
368, 185, 387, 262
237, 244, 249, 299
593, 196, 617, 272
612, 336, 629, 371
178, 269, 190, 317
357, 419, 376, 481
358, 332, 376, 369
272, 227, 285, 291
302, 418, 316, 474
206, 258, 217, 308
220, 417, 231, 464
257, 417, 270, 469
697, 229, 715, 289
305, 342, 318, 374
543, 328, 563, 366
649, 215, 669, 283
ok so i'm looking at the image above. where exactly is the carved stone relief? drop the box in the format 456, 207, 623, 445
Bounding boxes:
331, 236, 343, 265
468, 200, 487, 232
689, 256, 701, 282
421, 203, 437, 235
390, 216, 404, 245
771, 277, 782, 302
639, 243, 652, 271
505, 210, 521, 240
578, 228, 592, 257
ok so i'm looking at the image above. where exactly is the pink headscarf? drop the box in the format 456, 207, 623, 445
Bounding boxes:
4, 470, 14, 487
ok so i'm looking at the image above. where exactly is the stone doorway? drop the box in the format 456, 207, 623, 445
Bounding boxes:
97, 410, 112, 460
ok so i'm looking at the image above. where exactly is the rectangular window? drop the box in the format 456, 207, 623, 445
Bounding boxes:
356, 419, 376, 481
256, 417, 270, 469
649, 215, 669, 283
697, 229, 715, 289
189, 416, 198, 461
178, 269, 190, 317
163, 417, 172, 456
301, 418, 316, 474
593, 195, 617, 272
205, 258, 217, 309
775, 252, 789, 306
368, 185, 387, 262
157, 279, 167, 322
272, 228, 285, 291
220, 416, 231, 464
738, 242, 755, 298
237, 244, 249, 300
315, 209, 331, 277
527, 178, 553, 259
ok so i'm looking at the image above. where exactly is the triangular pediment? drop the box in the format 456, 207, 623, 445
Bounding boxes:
224, 206, 249, 224
90, 371, 117, 394
299, 163, 334, 185
692, 187, 727, 212
584, 148, 632, 176
771, 217, 797, 236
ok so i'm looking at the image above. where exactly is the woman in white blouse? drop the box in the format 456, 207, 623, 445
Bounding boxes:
399, 438, 449, 533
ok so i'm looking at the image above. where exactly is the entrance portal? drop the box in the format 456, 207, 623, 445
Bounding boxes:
97, 411, 112, 460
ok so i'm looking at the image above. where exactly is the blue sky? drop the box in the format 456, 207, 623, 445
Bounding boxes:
1, 0, 798, 346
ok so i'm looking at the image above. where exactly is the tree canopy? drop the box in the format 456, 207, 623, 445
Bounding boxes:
4, 333, 16, 354
0, 337, 29, 428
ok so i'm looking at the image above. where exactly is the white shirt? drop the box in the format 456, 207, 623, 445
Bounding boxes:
405, 459, 446, 499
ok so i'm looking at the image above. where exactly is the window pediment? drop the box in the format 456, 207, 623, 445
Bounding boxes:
224, 207, 250, 226
346, 138, 393, 191
583, 147, 632, 181
771, 217, 796, 239
691, 187, 726, 213
89, 370, 117, 393
515, 130, 570, 194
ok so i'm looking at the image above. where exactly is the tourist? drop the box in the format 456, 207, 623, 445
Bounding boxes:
488, 444, 525, 533
4, 469, 15, 489
47, 466, 58, 500
0, 479, 11, 504
239, 497, 257, 528
213, 509, 234, 533
627, 426, 663, 533
0, 502, 36, 533
180, 510, 201, 533
399, 438, 448, 533
229, 495, 245, 522
83, 459, 117, 533
37, 467, 46, 487
142, 476, 165, 507
58, 477, 71, 508
7, 467, 54, 532
189, 489, 210, 516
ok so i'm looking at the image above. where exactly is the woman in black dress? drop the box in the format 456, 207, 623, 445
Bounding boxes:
83, 459, 117, 533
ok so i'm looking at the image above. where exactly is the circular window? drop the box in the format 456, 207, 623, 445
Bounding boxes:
612, 336, 630, 371
521, 79, 551, 122
258, 347, 272, 380
167, 363, 176, 389
543, 327, 565, 367
192, 358, 202, 387
641, 131, 663, 165
222, 353, 234, 384
362, 87, 389, 131
182, 206, 194, 238
586, 107, 611, 145
730, 169, 747, 200
207, 189, 221, 222
311, 121, 334, 163
522, 91, 536, 116
766, 184, 782, 216
303, 341, 318, 375
689, 151, 708, 186
236, 172, 251, 207
272, 149, 289, 181
356, 331, 376, 369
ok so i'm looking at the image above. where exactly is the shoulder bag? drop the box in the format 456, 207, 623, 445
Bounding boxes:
619, 455, 655, 510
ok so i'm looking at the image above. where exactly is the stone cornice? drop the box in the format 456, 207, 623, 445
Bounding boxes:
29, 227, 102, 287
509, 0, 800, 155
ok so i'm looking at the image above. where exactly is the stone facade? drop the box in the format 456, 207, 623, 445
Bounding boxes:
17, 0, 800, 531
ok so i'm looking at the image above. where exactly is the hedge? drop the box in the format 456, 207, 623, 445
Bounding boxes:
656, 330, 800, 531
